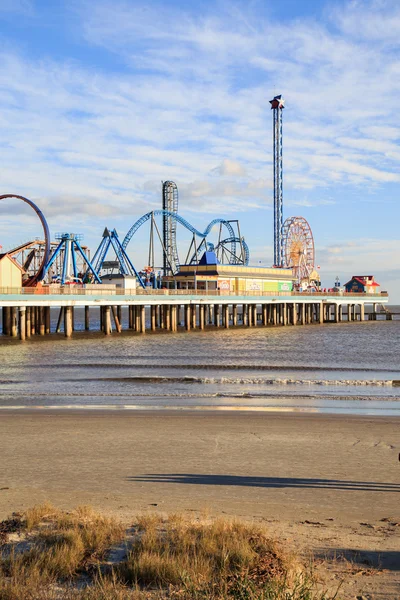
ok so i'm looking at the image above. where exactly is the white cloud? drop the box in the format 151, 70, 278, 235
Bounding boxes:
211, 159, 247, 177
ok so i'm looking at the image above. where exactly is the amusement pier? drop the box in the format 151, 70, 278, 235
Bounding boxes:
0, 96, 390, 341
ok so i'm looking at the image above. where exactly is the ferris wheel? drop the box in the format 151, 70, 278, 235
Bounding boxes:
282, 216, 315, 283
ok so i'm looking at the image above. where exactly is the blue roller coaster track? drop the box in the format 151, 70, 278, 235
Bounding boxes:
123, 210, 242, 271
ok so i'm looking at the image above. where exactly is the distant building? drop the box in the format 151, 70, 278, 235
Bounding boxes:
344, 275, 380, 294
163, 251, 294, 293
0, 253, 24, 288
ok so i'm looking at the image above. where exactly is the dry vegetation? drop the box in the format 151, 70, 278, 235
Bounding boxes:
0, 504, 339, 600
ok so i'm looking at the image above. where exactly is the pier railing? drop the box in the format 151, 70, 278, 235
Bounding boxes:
0, 287, 389, 298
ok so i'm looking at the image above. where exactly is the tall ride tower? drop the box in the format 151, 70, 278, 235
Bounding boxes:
269, 95, 285, 266
162, 181, 179, 276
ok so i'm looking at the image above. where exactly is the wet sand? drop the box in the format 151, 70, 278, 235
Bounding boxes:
0, 411, 399, 597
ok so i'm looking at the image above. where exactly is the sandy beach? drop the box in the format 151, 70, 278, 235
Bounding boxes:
0, 410, 399, 597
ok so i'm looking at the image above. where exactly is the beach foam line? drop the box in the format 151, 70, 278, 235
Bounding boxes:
82, 375, 395, 387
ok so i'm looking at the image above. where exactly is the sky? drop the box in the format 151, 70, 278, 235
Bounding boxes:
0, 0, 399, 298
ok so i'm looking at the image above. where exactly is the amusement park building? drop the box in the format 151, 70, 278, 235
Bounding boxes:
0, 254, 24, 288
344, 276, 380, 294
163, 253, 294, 293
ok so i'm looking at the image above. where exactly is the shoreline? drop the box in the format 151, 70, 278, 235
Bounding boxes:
1, 405, 400, 417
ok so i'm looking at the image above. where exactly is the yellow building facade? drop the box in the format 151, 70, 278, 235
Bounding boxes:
0, 254, 23, 288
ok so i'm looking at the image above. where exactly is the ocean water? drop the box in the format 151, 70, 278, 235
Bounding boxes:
0, 306, 399, 415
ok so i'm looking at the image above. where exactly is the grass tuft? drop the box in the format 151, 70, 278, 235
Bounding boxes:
0, 505, 339, 600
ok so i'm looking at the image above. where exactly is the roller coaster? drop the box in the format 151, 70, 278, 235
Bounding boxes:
0, 183, 250, 286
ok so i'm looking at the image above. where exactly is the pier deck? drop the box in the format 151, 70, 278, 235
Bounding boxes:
0, 289, 389, 340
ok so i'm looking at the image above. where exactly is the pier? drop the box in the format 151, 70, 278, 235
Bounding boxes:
0, 289, 389, 340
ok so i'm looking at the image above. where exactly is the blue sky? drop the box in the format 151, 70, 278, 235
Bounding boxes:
0, 0, 399, 298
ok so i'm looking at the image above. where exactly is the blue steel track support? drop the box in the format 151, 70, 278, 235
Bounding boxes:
42, 233, 101, 284
123, 210, 236, 272
270, 95, 284, 267
91, 229, 145, 288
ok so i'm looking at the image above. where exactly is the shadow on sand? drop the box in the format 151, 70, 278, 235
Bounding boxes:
315, 548, 400, 571
128, 474, 400, 493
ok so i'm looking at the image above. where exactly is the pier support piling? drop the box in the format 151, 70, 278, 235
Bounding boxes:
19, 307, 26, 341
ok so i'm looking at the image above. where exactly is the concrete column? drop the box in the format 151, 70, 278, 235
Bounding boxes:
165, 305, 171, 330
319, 302, 323, 324
128, 305, 133, 329
30, 306, 35, 335
45, 307, 51, 334
185, 304, 191, 331
136, 306, 141, 331
111, 306, 122, 333
85, 306, 90, 331
172, 305, 178, 332
199, 304, 205, 330
233, 304, 238, 326
71, 307, 75, 331
191, 305, 196, 329
2, 307, 10, 335
151, 305, 156, 331
156, 305, 161, 328
248, 304, 253, 327
103, 306, 111, 335
26, 307, 31, 338
55, 307, 64, 333
117, 306, 122, 325
242, 304, 248, 326
334, 304, 339, 323
140, 305, 146, 333
11, 307, 17, 337
252, 304, 257, 326
347, 304, 352, 322
215, 304, 220, 327
292, 303, 297, 326
209, 304, 214, 325
35, 307, 40, 335
272, 304, 277, 325
38, 307, 45, 336
301, 303, 306, 325
360, 303, 365, 322
64, 306, 73, 337
224, 304, 229, 328
177, 305, 182, 327
100, 306, 104, 332
338, 305, 343, 322
282, 303, 287, 326
262, 304, 267, 326
19, 307, 26, 341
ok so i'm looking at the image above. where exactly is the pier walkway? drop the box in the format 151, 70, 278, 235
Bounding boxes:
0, 288, 389, 340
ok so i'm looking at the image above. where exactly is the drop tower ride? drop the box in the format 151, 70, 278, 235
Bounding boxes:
269, 94, 285, 267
